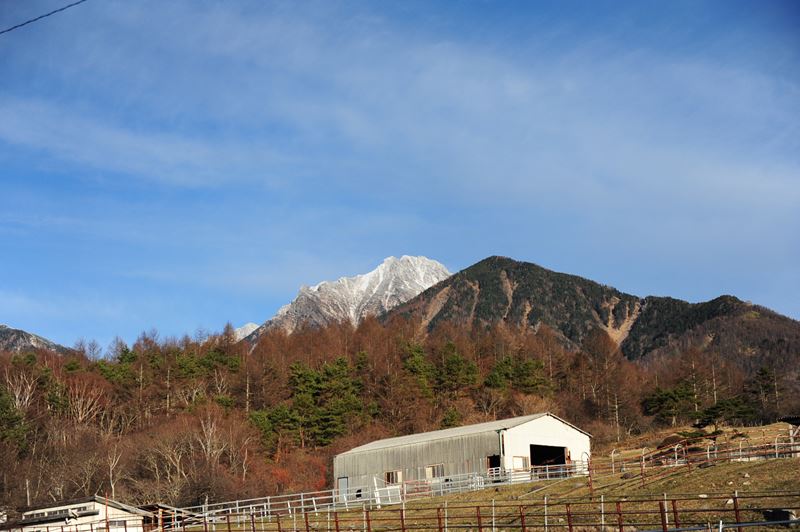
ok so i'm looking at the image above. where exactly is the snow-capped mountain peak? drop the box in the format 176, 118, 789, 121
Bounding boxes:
0, 324, 68, 354
247, 256, 450, 339
233, 323, 259, 342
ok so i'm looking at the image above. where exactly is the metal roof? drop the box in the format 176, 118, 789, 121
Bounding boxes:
21, 496, 151, 517
339, 412, 588, 455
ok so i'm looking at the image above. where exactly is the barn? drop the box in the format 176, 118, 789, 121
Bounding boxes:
333, 412, 591, 497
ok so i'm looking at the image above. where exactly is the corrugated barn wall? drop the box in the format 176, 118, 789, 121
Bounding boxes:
334, 432, 501, 488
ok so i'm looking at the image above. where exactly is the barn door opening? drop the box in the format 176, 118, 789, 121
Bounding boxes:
529, 444, 566, 466
485, 454, 501, 478
530, 444, 567, 477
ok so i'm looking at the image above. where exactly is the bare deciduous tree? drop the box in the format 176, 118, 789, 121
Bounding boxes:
196, 412, 228, 467
106, 441, 123, 498
66, 377, 105, 425
4, 368, 37, 412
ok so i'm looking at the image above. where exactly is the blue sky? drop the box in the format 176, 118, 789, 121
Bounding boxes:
1, 0, 798, 350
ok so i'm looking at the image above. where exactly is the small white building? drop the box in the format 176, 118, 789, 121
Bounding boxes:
333, 412, 591, 496
2, 496, 151, 532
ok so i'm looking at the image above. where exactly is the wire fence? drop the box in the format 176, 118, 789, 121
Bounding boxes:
6, 433, 797, 532
9, 492, 800, 532
7, 517, 150, 532
179, 432, 800, 520
168, 491, 800, 532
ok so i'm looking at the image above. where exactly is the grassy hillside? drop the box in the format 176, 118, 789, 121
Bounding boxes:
221, 457, 799, 532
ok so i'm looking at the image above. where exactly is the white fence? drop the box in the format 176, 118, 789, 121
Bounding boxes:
178, 432, 800, 526
179, 461, 588, 522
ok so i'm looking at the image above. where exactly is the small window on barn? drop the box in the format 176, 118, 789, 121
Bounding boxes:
512, 456, 530, 470
425, 464, 444, 479
384, 470, 403, 484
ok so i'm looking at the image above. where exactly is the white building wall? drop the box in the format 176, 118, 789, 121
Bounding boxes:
503, 415, 591, 470
17, 500, 145, 532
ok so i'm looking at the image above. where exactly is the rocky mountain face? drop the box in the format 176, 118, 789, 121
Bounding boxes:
0, 324, 68, 354
246, 256, 450, 340
385, 256, 641, 345
384, 256, 800, 369
233, 323, 259, 342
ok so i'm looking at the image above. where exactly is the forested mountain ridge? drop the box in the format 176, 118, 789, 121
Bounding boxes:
621, 295, 800, 365
384, 256, 642, 345
384, 256, 800, 374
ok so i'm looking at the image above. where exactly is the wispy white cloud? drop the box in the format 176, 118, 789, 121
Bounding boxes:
3, 1, 798, 210
0, 97, 293, 187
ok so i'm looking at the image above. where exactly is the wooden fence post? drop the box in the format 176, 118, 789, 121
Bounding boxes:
203, 515, 209, 532
616, 501, 624, 532
476, 506, 483, 532
333, 512, 339, 532
658, 501, 668, 532
437, 508, 443, 532
733, 493, 742, 532
519, 506, 526, 532
251, 513, 257, 532
566, 503, 573, 532
226, 514, 233, 532
304, 512, 310, 532
641, 458, 646, 488
365, 510, 371, 532
671, 500, 680, 528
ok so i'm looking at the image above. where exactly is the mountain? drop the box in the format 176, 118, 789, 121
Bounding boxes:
385, 256, 641, 345
246, 256, 451, 340
0, 324, 69, 354
234, 323, 259, 341
622, 295, 800, 371
383, 256, 800, 368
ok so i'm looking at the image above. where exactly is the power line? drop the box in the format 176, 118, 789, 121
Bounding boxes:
0, 0, 89, 37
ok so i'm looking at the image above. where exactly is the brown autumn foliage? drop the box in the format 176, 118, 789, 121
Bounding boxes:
0, 317, 795, 514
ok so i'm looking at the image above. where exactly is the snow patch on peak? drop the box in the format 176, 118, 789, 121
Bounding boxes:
0, 324, 66, 353
247, 256, 451, 339
234, 323, 259, 342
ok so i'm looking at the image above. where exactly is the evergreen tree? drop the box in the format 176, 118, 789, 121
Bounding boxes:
0, 386, 27, 451
435, 342, 477, 395
402, 343, 437, 396
696, 396, 758, 430
485, 356, 548, 395
642, 382, 696, 426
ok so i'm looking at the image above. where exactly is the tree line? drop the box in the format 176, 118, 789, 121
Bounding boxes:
0, 316, 794, 514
